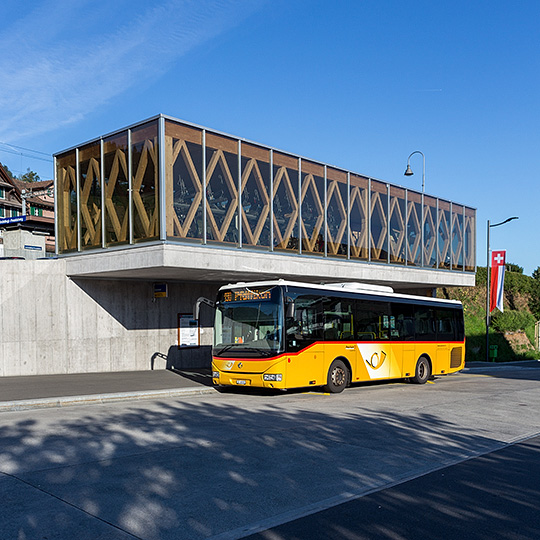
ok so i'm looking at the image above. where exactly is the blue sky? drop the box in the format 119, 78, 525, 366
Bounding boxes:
0, 0, 537, 273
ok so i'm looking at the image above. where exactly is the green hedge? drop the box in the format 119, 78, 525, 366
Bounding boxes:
491, 310, 536, 332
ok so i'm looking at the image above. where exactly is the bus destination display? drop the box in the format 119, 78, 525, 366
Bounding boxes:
223, 288, 272, 302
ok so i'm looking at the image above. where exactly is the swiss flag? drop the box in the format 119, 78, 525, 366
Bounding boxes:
490, 250, 506, 313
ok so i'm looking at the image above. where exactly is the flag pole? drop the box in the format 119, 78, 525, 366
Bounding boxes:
486, 220, 491, 362
485, 216, 519, 362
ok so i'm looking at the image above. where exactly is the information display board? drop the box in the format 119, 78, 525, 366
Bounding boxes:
178, 314, 200, 348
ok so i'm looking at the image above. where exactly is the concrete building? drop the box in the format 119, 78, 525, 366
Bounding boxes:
0, 115, 476, 376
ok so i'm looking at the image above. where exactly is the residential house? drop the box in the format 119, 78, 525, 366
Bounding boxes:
0, 163, 55, 255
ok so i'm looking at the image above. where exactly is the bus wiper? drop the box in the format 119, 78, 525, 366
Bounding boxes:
215, 344, 236, 355
240, 348, 274, 357
215, 345, 274, 357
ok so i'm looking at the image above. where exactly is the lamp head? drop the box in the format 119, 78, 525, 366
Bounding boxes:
404, 164, 414, 176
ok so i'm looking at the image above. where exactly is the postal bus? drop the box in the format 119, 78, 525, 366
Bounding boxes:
211, 280, 465, 393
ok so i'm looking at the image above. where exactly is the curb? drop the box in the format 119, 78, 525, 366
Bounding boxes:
0, 386, 217, 412
464, 360, 540, 371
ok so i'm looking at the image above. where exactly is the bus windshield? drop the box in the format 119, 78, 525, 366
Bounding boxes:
213, 289, 284, 358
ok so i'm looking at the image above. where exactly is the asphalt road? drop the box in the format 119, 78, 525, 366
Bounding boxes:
2, 364, 540, 540
244, 434, 540, 540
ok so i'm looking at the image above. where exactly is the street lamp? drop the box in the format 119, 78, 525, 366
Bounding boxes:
404, 151, 426, 266
404, 150, 425, 193
486, 216, 519, 362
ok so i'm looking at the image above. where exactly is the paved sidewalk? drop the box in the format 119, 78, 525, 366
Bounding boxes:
0, 369, 215, 412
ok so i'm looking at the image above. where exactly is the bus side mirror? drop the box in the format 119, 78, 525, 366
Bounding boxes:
286, 302, 295, 319
194, 297, 216, 320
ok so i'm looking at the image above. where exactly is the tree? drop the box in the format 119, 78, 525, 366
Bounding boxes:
506, 262, 523, 274
18, 168, 40, 182
529, 266, 540, 320
1, 163, 15, 179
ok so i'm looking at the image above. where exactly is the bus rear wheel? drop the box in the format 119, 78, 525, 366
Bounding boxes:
324, 359, 348, 393
411, 356, 431, 384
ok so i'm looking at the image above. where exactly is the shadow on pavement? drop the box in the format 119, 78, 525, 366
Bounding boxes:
0, 390, 523, 540
245, 436, 540, 540
171, 368, 214, 387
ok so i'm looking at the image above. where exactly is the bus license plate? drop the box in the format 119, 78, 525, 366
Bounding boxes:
236, 379, 247, 385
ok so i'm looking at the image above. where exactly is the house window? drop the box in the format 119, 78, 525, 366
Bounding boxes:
0, 188, 5, 199
0, 206, 4, 217
30, 207, 43, 217
12, 209, 19, 217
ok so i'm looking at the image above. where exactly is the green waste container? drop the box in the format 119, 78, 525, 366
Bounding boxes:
489, 344, 498, 359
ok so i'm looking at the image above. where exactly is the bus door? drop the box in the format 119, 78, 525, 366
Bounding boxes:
354, 301, 392, 380
434, 309, 456, 373
392, 303, 416, 378
322, 298, 358, 381
285, 295, 325, 388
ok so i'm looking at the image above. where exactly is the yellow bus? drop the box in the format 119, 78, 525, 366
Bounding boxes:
212, 280, 465, 393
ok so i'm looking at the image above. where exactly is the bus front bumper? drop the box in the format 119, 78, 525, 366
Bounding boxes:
212, 369, 286, 390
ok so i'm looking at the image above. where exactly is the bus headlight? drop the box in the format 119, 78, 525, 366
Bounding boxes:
263, 374, 282, 382
212, 371, 220, 379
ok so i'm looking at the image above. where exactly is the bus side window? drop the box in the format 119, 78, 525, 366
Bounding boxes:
455, 309, 465, 341
414, 307, 437, 341
436, 309, 456, 341
323, 297, 354, 341
391, 303, 415, 341
354, 299, 390, 340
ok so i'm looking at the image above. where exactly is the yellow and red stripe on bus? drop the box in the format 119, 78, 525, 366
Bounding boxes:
212, 340, 465, 390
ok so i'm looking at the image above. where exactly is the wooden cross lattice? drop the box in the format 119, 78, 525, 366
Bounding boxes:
241, 158, 270, 246
464, 214, 474, 268
272, 166, 298, 249
205, 149, 238, 243
407, 202, 422, 264
300, 173, 324, 252
105, 148, 129, 242
438, 212, 451, 267
350, 186, 368, 258
423, 205, 437, 266
132, 139, 159, 238
388, 196, 406, 262
326, 179, 347, 255
370, 191, 388, 259
168, 139, 203, 238
452, 212, 463, 266
60, 165, 77, 250
80, 157, 101, 246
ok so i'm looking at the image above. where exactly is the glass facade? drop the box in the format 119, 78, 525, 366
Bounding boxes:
273, 152, 299, 252
79, 141, 101, 250
301, 160, 325, 256
54, 115, 476, 273
240, 142, 271, 249
131, 122, 159, 242
103, 131, 129, 246
56, 150, 77, 252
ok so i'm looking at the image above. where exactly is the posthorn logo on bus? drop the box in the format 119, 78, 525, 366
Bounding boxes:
358, 345, 390, 380
366, 351, 386, 370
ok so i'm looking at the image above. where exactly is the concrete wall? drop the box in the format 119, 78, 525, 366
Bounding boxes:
64, 243, 477, 290
0, 259, 219, 376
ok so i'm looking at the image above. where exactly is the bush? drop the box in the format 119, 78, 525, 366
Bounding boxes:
504, 271, 532, 296
491, 310, 536, 333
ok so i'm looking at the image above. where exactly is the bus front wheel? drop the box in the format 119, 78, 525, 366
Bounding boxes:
411, 356, 431, 384
324, 359, 348, 393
